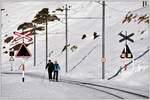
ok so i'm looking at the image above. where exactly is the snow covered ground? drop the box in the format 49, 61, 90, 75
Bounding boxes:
0, 0, 149, 99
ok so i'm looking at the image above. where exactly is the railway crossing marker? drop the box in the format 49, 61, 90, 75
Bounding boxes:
11, 29, 32, 82
119, 31, 134, 43
12, 30, 32, 43
16, 43, 31, 82
120, 44, 133, 58
119, 31, 135, 71
16, 43, 32, 58
119, 31, 134, 59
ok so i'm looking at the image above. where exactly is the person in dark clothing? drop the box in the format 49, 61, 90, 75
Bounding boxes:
53, 61, 60, 82
45, 60, 54, 81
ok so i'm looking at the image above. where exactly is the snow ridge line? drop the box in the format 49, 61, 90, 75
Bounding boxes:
108, 48, 149, 80
68, 44, 98, 72
62, 79, 149, 99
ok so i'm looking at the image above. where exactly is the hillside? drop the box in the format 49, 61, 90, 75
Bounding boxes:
1, 1, 149, 87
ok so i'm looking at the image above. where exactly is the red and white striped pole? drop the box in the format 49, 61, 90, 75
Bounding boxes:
21, 60, 25, 82
22, 63, 25, 82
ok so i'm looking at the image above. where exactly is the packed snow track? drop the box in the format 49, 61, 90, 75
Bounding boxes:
1, 72, 149, 99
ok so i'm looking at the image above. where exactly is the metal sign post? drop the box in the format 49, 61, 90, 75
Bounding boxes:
12, 30, 32, 82
119, 31, 134, 71
119, 31, 134, 59
9, 56, 14, 71
20, 59, 25, 82
10, 62, 13, 71
9, 50, 15, 71
16, 43, 31, 82
15, 43, 31, 82
22, 61, 25, 82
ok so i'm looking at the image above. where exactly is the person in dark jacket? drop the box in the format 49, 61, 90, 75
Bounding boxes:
53, 61, 60, 82
45, 60, 54, 81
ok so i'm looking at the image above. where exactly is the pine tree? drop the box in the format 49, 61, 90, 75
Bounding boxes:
17, 22, 33, 31
32, 8, 60, 65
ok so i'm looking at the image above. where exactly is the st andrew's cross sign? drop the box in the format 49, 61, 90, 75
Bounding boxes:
119, 31, 134, 59
12, 30, 33, 43
119, 31, 134, 43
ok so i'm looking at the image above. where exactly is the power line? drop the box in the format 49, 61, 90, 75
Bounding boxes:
68, 44, 99, 72
59, 17, 103, 19
2, 1, 101, 36
95, 1, 127, 13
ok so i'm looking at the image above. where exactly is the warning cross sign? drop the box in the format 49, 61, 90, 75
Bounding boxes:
119, 31, 134, 43
12, 30, 33, 43
16, 43, 31, 58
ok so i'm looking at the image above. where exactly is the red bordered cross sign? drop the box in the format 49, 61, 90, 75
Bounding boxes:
12, 30, 33, 43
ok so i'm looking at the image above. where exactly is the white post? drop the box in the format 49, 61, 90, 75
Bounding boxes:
22, 69, 25, 82
10, 62, 13, 71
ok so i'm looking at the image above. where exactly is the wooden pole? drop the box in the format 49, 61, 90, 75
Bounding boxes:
65, 4, 68, 73
46, 17, 48, 65
102, 1, 105, 79
33, 25, 36, 66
